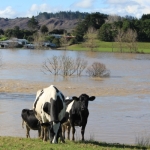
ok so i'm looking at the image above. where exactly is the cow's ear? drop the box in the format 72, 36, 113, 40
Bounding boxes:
89, 96, 95, 101
72, 96, 79, 101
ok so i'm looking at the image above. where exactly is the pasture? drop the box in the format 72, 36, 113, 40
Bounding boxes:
67, 41, 150, 53
0, 137, 147, 150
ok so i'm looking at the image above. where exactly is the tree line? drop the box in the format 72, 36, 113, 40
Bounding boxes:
37, 11, 89, 20
1, 12, 150, 49
73, 13, 150, 43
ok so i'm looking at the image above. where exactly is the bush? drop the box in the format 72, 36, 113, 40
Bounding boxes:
86, 62, 110, 77
69, 38, 78, 45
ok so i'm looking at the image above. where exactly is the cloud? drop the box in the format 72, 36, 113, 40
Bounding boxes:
73, 0, 95, 9
0, 6, 16, 18
100, 0, 150, 18
26, 3, 62, 17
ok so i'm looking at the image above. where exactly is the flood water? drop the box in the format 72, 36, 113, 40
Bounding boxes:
0, 49, 150, 144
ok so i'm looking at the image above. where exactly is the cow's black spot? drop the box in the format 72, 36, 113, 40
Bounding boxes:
34, 90, 44, 108
53, 86, 59, 93
50, 96, 63, 123
43, 102, 51, 115
60, 93, 65, 101
56, 95, 63, 113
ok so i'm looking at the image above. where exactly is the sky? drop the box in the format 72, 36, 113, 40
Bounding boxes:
0, 0, 150, 19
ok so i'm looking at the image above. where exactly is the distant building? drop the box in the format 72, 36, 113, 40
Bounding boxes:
0, 38, 29, 48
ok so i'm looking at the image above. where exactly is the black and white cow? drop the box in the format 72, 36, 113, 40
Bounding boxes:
62, 94, 95, 141
33, 85, 66, 143
21, 109, 41, 138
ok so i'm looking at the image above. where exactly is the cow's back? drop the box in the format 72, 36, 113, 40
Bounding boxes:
33, 85, 66, 123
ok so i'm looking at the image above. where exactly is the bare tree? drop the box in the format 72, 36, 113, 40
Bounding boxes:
42, 56, 61, 75
75, 57, 87, 76
33, 32, 45, 49
60, 32, 68, 50
42, 55, 87, 77
84, 27, 98, 51
115, 28, 138, 53
114, 28, 124, 53
86, 62, 110, 77
105, 15, 122, 23
59, 55, 77, 76
124, 29, 138, 53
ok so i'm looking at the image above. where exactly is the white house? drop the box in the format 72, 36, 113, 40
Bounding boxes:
0, 38, 29, 48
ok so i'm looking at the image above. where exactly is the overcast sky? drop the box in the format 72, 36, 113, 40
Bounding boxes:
0, 0, 150, 19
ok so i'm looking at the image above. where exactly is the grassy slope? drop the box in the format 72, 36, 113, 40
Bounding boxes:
67, 41, 150, 53
0, 137, 148, 150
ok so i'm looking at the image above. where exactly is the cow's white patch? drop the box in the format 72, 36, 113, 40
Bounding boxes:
66, 100, 74, 113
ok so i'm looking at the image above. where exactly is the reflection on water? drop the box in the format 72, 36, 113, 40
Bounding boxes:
0, 49, 150, 144
0, 93, 150, 144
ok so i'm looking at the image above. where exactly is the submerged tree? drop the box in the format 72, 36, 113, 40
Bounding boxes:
86, 62, 110, 77
42, 55, 87, 77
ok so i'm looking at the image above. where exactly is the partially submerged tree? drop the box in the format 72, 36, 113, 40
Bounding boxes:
42, 55, 87, 77
86, 62, 110, 77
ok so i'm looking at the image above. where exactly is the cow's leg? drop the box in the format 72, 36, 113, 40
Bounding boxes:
38, 128, 41, 138
72, 126, 75, 141
26, 125, 30, 138
40, 126, 44, 140
43, 127, 48, 141
81, 121, 87, 141
59, 126, 65, 143
67, 125, 71, 140
62, 124, 66, 139
81, 126, 85, 141
46, 128, 49, 140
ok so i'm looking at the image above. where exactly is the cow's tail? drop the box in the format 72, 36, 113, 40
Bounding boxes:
22, 119, 25, 128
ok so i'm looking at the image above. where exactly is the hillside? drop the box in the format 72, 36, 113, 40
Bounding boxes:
0, 17, 79, 32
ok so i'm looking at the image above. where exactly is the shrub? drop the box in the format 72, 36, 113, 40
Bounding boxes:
86, 62, 110, 77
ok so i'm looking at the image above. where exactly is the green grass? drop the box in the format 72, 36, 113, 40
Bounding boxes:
0, 36, 8, 41
0, 136, 148, 150
67, 41, 150, 53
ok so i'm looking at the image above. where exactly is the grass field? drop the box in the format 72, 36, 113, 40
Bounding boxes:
0, 136, 148, 150
67, 41, 150, 53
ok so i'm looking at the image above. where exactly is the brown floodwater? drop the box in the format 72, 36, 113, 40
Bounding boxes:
0, 49, 150, 144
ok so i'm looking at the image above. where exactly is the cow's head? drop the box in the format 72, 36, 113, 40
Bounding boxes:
41, 121, 62, 143
72, 94, 95, 111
